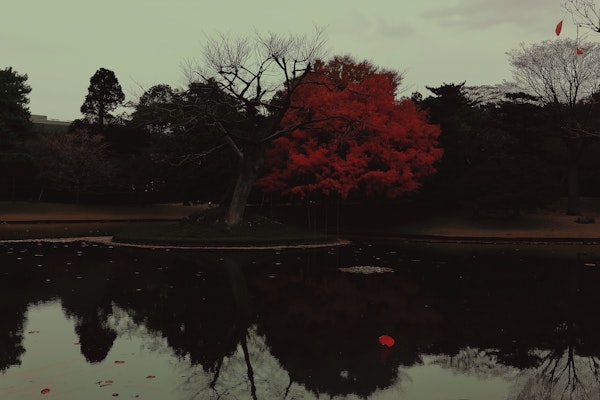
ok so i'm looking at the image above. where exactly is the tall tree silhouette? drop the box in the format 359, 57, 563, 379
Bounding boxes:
80, 68, 124, 130
0, 67, 35, 200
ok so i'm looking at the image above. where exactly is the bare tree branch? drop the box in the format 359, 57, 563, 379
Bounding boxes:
507, 39, 600, 110
563, 0, 600, 33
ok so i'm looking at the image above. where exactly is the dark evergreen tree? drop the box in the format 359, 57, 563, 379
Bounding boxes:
0, 67, 36, 199
415, 82, 480, 205
417, 83, 561, 214
80, 68, 124, 130
0, 67, 32, 135
130, 81, 241, 203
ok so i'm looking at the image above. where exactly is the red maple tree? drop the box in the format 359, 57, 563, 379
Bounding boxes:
255, 55, 443, 200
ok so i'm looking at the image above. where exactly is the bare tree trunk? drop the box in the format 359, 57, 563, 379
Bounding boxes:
566, 138, 582, 216
10, 175, 16, 201
566, 160, 580, 216
224, 143, 265, 226
241, 335, 258, 400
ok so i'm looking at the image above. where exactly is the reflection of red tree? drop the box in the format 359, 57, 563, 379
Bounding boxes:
250, 265, 443, 398
256, 55, 442, 200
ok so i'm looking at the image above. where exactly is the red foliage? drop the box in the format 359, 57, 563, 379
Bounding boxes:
256, 55, 442, 200
378, 334, 395, 347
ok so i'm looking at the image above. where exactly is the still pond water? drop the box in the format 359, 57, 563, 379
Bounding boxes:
1, 239, 600, 399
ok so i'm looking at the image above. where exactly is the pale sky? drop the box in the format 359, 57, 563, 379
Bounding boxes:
2, 0, 578, 121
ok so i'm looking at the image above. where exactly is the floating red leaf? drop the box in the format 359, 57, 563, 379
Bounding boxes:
378, 334, 395, 347
556, 20, 563, 36
577, 47, 584, 55
41, 388, 51, 394
114, 360, 125, 364
146, 375, 156, 379
112, 393, 119, 397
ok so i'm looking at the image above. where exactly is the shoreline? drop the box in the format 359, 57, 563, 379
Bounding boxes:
0, 236, 350, 250
3, 233, 600, 248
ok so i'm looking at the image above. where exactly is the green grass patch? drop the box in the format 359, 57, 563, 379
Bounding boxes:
113, 215, 332, 246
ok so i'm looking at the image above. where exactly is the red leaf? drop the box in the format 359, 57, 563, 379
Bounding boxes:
378, 334, 395, 347
577, 47, 584, 55
112, 394, 119, 397
114, 360, 125, 364
41, 388, 51, 394
146, 375, 156, 379
556, 20, 563, 36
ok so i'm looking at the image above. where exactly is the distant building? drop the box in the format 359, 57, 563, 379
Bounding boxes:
30, 114, 72, 134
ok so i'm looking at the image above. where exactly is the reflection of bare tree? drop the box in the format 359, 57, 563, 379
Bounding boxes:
182, 326, 312, 400
432, 343, 600, 400
510, 348, 600, 400
432, 347, 517, 380
509, 262, 600, 400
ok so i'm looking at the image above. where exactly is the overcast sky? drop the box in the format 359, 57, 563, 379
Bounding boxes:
2, 0, 580, 121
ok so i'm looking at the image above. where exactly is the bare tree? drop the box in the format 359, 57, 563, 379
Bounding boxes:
507, 38, 600, 215
30, 130, 116, 203
563, 0, 600, 33
187, 27, 327, 226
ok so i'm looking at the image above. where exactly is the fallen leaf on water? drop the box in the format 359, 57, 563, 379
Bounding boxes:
379, 335, 395, 347
112, 393, 119, 397
338, 266, 394, 274
41, 388, 51, 394
114, 360, 125, 364
146, 375, 156, 379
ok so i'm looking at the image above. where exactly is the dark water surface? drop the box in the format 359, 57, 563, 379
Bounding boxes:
1, 239, 600, 399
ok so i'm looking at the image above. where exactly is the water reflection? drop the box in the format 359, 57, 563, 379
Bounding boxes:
1, 240, 600, 399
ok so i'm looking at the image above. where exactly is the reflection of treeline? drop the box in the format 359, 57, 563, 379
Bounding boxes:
2, 242, 600, 397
